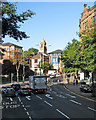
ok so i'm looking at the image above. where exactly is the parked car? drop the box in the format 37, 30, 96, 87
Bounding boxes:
80, 81, 92, 92
56, 74, 61, 77
4, 88, 16, 97
11, 84, 21, 91
18, 87, 31, 96
2, 86, 11, 94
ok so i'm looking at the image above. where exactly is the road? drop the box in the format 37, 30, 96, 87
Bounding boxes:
1, 80, 96, 120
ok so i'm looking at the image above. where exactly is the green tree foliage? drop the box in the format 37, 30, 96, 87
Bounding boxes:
24, 48, 38, 57
2, 2, 35, 41
2, 60, 15, 75
61, 39, 80, 73
77, 27, 96, 72
38, 60, 52, 73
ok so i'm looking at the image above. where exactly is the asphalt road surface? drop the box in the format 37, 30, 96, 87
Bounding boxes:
1, 82, 96, 120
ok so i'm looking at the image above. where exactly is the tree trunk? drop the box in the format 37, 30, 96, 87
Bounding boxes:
17, 69, 19, 83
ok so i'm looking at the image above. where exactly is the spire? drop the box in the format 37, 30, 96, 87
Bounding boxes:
39, 38, 47, 53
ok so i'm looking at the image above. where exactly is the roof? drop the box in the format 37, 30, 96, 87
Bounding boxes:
32, 53, 41, 59
48, 49, 63, 54
2, 43, 23, 48
32, 52, 49, 59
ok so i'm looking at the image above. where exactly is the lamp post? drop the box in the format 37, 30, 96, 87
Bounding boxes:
23, 47, 25, 83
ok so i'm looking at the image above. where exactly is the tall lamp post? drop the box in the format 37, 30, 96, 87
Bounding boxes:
22, 47, 25, 83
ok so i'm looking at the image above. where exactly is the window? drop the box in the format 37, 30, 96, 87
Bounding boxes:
7, 52, 9, 56
11, 52, 13, 55
85, 21, 88, 30
34, 59, 38, 63
7, 47, 10, 51
93, 16, 95, 24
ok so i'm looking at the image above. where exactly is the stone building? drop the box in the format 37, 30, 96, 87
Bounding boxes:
30, 38, 49, 75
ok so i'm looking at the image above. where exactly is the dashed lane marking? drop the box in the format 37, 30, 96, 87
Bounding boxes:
44, 101, 53, 107
45, 94, 53, 100
29, 116, 32, 120
24, 108, 27, 111
66, 94, 76, 98
26, 96, 31, 101
22, 104, 25, 107
70, 100, 82, 105
10, 97, 13, 102
64, 86, 96, 103
56, 109, 70, 119
18, 97, 21, 102
88, 107, 96, 112
26, 112, 29, 116
36, 95, 42, 100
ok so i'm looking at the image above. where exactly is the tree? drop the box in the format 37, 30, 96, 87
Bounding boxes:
24, 48, 38, 57
38, 60, 52, 74
61, 39, 80, 73
2, 2, 35, 41
77, 27, 96, 72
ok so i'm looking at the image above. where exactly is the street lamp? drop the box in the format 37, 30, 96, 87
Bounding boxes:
22, 47, 25, 83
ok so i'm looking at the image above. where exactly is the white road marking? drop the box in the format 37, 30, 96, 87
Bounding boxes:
56, 109, 70, 119
21, 102, 23, 104
10, 97, 13, 102
18, 97, 21, 102
44, 101, 53, 107
26, 112, 29, 116
24, 108, 27, 111
29, 116, 32, 120
56, 94, 66, 98
25, 105, 31, 108
26, 96, 31, 101
22, 105, 25, 107
66, 94, 76, 98
63, 86, 70, 91
70, 100, 82, 105
88, 107, 96, 112
45, 94, 53, 99
52, 91, 57, 94
28, 96, 31, 97
36, 95, 42, 100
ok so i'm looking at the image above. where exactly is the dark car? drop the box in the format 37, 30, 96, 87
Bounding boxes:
80, 81, 91, 92
18, 87, 31, 96
2, 86, 11, 94
4, 88, 16, 97
11, 84, 21, 91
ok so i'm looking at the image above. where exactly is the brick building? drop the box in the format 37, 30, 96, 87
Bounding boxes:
79, 4, 96, 41
1, 43, 23, 63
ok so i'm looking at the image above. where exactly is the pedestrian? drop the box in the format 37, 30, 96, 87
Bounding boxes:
76, 79, 78, 85
73, 80, 75, 85
57, 79, 59, 83
67, 78, 69, 84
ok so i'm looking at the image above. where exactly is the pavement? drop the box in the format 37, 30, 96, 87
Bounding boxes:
65, 83, 96, 101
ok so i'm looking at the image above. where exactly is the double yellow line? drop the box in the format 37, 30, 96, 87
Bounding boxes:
69, 89, 96, 103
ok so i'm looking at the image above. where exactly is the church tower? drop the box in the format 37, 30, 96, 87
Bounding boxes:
39, 38, 47, 54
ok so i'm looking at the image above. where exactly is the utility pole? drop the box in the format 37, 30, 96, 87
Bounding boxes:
23, 47, 25, 83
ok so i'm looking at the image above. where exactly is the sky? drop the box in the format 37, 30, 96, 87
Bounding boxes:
4, 2, 94, 53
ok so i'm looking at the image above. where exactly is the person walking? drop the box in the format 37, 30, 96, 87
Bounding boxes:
73, 80, 75, 85
76, 79, 78, 85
